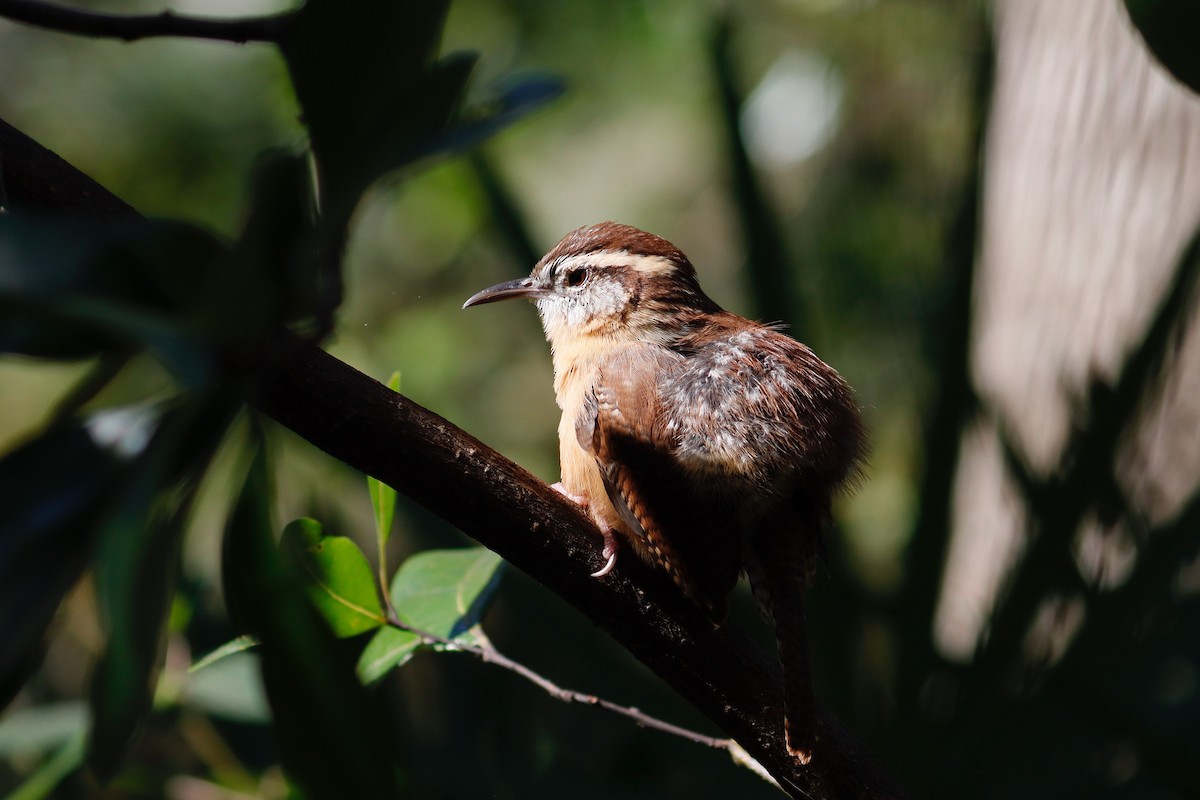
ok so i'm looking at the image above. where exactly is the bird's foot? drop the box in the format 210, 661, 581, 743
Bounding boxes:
550, 481, 589, 508
590, 527, 619, 578
549, 483, 618, 578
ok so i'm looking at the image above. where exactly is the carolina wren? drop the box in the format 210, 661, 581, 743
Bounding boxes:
464, 222, 864, 763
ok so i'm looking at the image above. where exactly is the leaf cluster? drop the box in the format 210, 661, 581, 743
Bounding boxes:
0, 0, 556, 795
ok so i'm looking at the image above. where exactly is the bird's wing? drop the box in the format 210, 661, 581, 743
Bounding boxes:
663, 324, 864, 497
577, 345, 742, 617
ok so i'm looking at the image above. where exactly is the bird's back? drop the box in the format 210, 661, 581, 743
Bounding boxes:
663, 312, 864, 507
577, 314, 862, 614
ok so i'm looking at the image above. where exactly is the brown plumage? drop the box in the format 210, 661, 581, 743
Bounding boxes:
464, 221, 865, 762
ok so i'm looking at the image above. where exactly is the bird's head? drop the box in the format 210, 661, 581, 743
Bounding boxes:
463, 222, 720, 348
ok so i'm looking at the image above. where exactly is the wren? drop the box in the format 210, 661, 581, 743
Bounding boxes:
464, 221, 865, 763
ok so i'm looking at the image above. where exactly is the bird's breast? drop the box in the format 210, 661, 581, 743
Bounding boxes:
552, 351, 628, 536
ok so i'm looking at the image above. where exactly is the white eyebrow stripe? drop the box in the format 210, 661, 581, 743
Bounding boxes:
550, 251, 677, 277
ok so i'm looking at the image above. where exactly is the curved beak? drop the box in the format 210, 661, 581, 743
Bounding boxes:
462, 277, 545, 309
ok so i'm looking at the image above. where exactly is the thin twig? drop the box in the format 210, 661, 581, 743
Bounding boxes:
384, 613, 734, 751
0, 0, 292, 43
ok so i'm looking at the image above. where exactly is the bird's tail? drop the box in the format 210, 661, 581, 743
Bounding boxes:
769, 576, 815, 763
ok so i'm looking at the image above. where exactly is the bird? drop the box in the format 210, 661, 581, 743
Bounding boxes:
463, 221, 865, 763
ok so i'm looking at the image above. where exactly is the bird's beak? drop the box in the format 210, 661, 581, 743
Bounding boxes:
462, 277, 546, 309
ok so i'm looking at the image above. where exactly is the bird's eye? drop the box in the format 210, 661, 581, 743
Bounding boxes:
565, 268, 587, 287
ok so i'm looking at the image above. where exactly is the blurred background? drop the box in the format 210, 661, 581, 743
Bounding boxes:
2, 0, 1198, 797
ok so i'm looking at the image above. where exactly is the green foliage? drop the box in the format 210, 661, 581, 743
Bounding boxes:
222, 438, 404, 799
0, 707, 87, 800
187, 635, 259, 675
194, 535, 503, 700
358, 547, 503, 684
281, 0, 454, 222
199, 447, 505, 795
280, 0, 561, 240
0, 0, 558, 792
5, 731, 85, 800
224, 151, 323, 334
280, 518, 386, 637
0, 424, 121, 708
183, 650, 271, 725
88, 394, 239, 779
0, 216, 223, 381
369, 371, 401, 594
369, 473, 398, 558
0, 703, 86, 758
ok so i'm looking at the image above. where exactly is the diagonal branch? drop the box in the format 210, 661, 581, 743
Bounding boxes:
245, 336, 906, 799
0, 116, 909, 800
0, 0, 292, 44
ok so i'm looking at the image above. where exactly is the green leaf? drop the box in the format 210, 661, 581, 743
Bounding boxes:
357, 547, 503, 684
367, 372, 401, 546
87, 455, 181, 782
184, 651, 270, 725
0, 702, 86, 757
0, 215, 223, 383
188, 635, 259, 674
428, 73, 565, 160
88, 394, 240, 781
368, 370, 401, 602
280, 518, 386, 637
0, 396, 235, 780
0, 705, 86, 799
356, 627, 421, 686
393, 547, 503, 635
5, 729, 86, 800
369, 472, 397, 555
1125, 0, 1200, 93
281, 0, 457, 223
227, 150, 323, 331
0, 423, 126, 709
221, 435, 404, 799
279, 1, 561, 327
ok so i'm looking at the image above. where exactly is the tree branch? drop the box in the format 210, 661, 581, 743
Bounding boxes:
0, 116, 909, 800
0, 0, 292, 44
246, 338, 913, 799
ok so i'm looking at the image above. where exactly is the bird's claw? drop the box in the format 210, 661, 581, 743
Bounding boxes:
590, 529, 619, 578
550, 482, 618, 578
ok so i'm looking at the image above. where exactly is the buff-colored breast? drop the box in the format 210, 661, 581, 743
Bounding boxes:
551, 339, 633, 540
